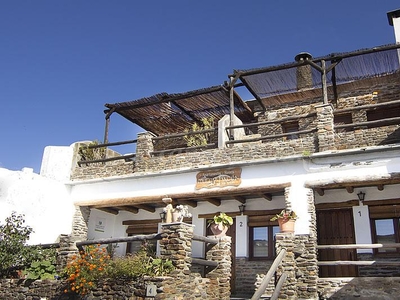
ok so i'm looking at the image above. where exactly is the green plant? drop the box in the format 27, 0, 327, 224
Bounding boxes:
149, 258, 174, 276
184, 117, 215, 147
0, 212, 54, 278
78, 140, 106, 161
25, 260, 56, 280
106, 248, 174, 279
207, 212, 233, 228
270, 209, 297, 222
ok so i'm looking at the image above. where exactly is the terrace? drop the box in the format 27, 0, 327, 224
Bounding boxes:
72, 44, 400, 182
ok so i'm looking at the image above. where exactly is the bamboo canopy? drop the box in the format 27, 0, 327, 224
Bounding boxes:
104, 85, 254, 136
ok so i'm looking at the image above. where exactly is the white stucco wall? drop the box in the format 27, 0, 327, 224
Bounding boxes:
392, 14, 400, 43
70, 146, 400, 258
0, 167, 75, 245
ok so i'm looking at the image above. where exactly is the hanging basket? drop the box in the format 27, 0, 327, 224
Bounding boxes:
278, 219, 296, 233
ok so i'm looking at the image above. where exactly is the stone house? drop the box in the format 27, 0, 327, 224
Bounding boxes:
38, 8, 400, 299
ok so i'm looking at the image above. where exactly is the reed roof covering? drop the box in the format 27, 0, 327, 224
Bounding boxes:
105, 85, 254, 135
236, 43, 400, 108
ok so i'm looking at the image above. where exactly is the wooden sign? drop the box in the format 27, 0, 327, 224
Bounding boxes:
195, 168, 241, 189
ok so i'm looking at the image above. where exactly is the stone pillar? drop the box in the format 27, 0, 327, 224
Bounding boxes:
316, 103, 336, 152
56, 206, 90, 270
160, 223, 193, 276
275, 233, 297, 299
276, 187, 319, 300
135, 132, 155, 172
206, 236, 232, 300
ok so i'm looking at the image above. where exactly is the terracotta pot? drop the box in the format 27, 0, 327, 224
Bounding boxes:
209, 223, 228, 237
278, 219, 295, 233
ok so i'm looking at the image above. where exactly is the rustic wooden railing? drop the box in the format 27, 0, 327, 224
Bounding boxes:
317, 243, 400, 267
225, 112, 318, 146
150, 127, 218, 155
77, 139, 137, 166
251, 248, 287, 300
75, 232, 219, 270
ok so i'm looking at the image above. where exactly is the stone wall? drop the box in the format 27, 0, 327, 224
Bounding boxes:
160, 222, 232, 300
235, 258, 274, 296
0, 277, 172, 300
0, 222, 232, 300
257, 232, 319, 300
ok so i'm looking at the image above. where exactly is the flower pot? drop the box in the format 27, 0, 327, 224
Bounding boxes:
172, 211, 183, 222
209, 223, 228, 237
278, 219, 295, 233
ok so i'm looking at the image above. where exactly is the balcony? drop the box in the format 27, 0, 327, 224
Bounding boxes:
71, 44, 400, 181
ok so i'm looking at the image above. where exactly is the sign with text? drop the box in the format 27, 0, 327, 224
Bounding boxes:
195, 168, 242, 189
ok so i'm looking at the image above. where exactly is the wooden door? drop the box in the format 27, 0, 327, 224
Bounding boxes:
317, 209, 358, 277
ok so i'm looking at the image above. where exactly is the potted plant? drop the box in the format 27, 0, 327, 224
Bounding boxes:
270, 209, 297, 233
172, 205, 192, 222
207, 212, 233, 237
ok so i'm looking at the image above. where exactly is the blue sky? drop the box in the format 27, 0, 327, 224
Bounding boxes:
0, 1, 398, 173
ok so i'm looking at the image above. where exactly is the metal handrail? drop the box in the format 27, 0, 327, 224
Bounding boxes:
251, 248, 287, 300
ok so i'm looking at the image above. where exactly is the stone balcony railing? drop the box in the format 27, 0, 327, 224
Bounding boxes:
71, 101, 400, 181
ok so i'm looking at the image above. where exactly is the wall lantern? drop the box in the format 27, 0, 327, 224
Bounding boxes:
159, 211, 166, 223
357, 191, 366, 203
238, 204, 246, 215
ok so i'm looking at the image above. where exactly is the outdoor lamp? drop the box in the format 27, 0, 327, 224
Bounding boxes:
357, 191, 366, 203
159, 211, 166, 222
238, 204, 246, 215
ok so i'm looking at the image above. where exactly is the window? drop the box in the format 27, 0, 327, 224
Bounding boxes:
249, 225, 280, 259
282, 121, 299, 140
367, 107, 400, 121
372, 218, 400, 255
334, 113, 352, 132
125, 221, 159, 255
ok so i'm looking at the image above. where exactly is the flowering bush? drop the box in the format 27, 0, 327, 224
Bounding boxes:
64, 245, 110, 296
270, 209, 297, 222
64, 243, 174, 295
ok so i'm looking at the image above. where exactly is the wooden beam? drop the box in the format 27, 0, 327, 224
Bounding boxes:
316, 200, 359, 210
123, 219, 161, 226
315, 188, 324, 196
134, 204, 156, 213
178, 199, 198, 208
259, 193, 272, 201
205, 198, 221, 206
233, 196, 246, 204
346, 186, 354, 193
94, 207, 119, 215
118, 206, 139, 214
74, 182, 290, 207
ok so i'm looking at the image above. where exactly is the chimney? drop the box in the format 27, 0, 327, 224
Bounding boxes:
294, 52, 313, 91
387, 9, 400, 43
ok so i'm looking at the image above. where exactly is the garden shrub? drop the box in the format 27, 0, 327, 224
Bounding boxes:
0, 212, 56, 279
64, 244, 174, 296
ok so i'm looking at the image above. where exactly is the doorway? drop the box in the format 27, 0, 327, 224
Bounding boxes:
317, 208, 358, 277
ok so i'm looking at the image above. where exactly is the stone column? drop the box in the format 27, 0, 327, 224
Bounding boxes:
276, 187, 318, 299
275, 233, 297, 299
316, 103, 336, 152
206, 236, 232, 300
57, 206, 90, 270
135, 131, 155, 172
160, 222, 193, 276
